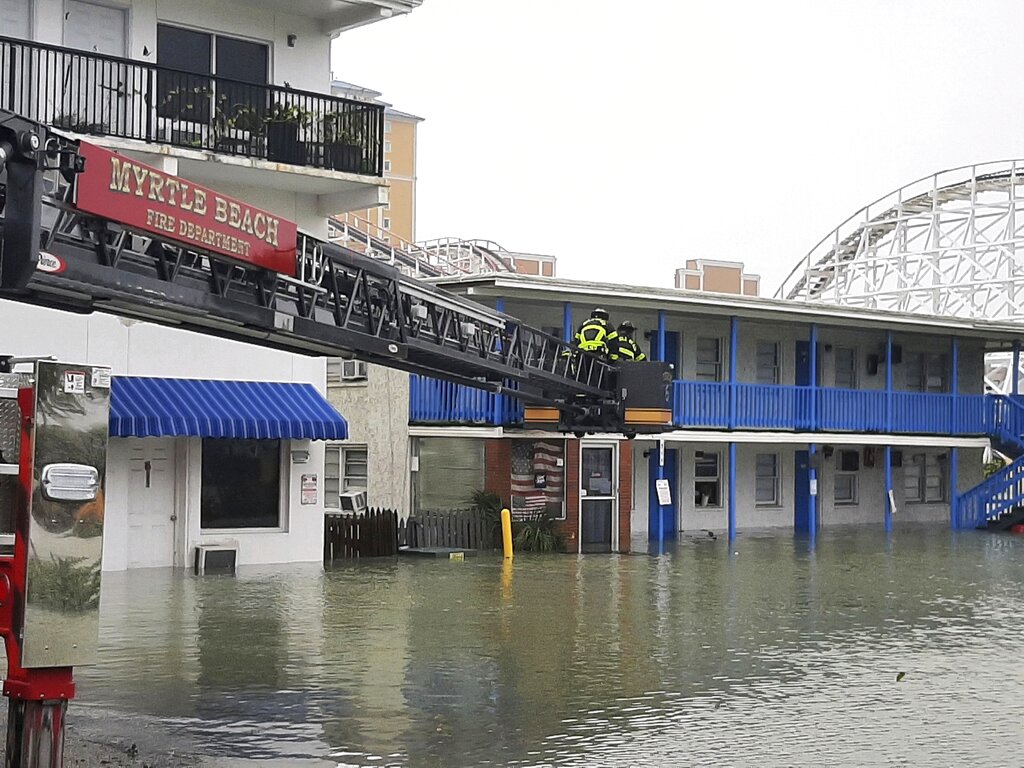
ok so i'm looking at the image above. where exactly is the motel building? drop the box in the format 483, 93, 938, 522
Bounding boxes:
0, 0, 422, 570
330, 272, 1024, 552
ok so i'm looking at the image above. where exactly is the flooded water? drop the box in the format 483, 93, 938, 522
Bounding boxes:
70, 526, 1024, 766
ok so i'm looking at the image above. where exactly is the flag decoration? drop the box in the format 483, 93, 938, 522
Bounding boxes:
510, 440, 564, 518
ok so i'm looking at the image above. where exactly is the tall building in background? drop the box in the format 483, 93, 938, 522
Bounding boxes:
675, 260, 760, 296
332, 80, 422, 244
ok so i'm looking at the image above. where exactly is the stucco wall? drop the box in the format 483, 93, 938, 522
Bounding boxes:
326, 364, 410, 512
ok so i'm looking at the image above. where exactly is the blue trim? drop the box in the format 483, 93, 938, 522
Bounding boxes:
808, 443, 818, 538
410, 375, 522, 425
885, 331, 894, 432
110, 377, 348, 440
884, 445, 893, 532
809, 324, 818, 430
728, 317, 738, 429
951, 337, 959, 430
728, 442, 737, 540
562, 303, 572, 344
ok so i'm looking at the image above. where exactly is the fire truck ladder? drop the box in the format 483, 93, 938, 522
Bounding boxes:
0, 113, 611, 410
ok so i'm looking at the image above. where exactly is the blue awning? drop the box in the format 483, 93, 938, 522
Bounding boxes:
110, 377, 348, 440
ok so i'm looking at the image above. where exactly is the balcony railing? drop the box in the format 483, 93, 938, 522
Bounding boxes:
0, 35, 384, 175
673, 380, 989, 435
410, 376, 523, 426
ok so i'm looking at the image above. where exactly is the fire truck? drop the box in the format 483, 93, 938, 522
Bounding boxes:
0, 109, 672, 765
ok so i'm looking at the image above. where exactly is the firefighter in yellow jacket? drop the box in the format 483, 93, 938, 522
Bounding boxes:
610, 321, 647, 363
573, 308, 617, 359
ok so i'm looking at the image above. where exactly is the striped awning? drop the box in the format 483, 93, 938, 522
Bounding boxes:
110, 377, 348, 440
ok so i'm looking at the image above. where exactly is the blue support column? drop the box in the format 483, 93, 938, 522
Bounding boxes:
1013, 341, 1020, 397
657, 310, 667, 363
809, 324, 818, 431
884, 445, 893, 533
950, 447, 959, 529
808, 443, 818, 539
728, 317, 738, 429
728, 442, 737, 541
562, 303, 572, 344
885, 331, 894, 432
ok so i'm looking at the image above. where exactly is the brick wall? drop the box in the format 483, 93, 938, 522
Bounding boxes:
618, 439, 632, 553
484, 439, 511, 506
559, 439, 580, 552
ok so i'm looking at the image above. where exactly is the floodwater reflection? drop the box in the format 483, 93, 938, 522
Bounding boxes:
69, 526, 1024, 766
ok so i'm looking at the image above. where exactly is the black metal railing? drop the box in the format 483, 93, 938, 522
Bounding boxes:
0, 35, 384, 175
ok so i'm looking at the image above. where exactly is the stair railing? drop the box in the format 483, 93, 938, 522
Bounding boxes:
956, 454, 1024, 529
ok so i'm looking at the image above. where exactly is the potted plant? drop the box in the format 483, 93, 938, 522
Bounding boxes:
265, 103, 310, 165
322, 113, 363, 172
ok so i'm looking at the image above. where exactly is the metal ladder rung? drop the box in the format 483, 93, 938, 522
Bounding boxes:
0, 465, 18, 476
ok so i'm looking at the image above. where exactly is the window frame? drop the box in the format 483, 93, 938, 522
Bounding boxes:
324, 444, 368, 510
383, 159, 392, 173
695, 337, 723, 382
200, 439, 287, 531
754, 452, 781, 506
906, 351, 949, 393
834, 345, 858, 389
694, 451, 722, 508
755, 340, 780, 385
834, 450, 859, 505
904, 452, 947, 504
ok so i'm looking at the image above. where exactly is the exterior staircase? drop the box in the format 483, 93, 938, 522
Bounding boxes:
956, 396, 1024, 530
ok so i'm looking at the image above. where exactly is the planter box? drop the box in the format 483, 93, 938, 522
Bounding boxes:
266, 120, 306, 166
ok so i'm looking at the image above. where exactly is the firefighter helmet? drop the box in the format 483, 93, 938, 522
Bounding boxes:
591, 307, 609, 321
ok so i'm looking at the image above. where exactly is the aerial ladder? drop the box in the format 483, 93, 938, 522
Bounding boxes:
0, 109, 672, 765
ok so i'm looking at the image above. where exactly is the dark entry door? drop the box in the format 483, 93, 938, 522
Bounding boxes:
648, 447, 677, 540
580, 445, 616, 553
794, 450, 811, 532
651, 330, 680, 374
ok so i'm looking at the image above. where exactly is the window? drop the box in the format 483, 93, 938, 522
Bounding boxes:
383, 218, 391, 230
695, 338, 722, 382
384, 120, 392, 133
383, 160, 392, 173
694, 451, 721, 507
755, 341, 779, 385
324, 445, 368, 508
510, 440, 565, 519
385, 141, 392, 153
834, 346, 857, 389
834, 449, 859, 505
327, 358, 368, 384
156, 25, 269, 123
755, 453, 780, 506
201, 439, 281, 528
906, 352, 948, 392
414, 438, 484, 512
904, 453, 947, 503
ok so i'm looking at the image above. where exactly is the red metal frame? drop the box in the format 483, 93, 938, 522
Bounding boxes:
0, 388, 75, 703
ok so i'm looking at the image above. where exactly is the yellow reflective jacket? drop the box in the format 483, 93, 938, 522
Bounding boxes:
610, 335, 647, 362
574, 319, 617, 354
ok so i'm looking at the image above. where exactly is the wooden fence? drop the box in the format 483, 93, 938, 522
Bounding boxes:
399, 508, 492, 550
324, 507, 398, 562
324, 507, 494, 563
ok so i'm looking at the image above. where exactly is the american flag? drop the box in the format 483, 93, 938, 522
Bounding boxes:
511, 440, 564, 518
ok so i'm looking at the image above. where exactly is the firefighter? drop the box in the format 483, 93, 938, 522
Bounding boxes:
610, 321, 647, 363
574, 308, 617, 359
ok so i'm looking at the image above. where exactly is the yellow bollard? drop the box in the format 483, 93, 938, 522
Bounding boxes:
501, 507, 513, 560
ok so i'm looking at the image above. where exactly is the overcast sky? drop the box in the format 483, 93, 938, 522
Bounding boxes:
332, 1, 1024, 295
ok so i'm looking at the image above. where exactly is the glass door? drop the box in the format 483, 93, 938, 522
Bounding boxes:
580, 444, 617, 553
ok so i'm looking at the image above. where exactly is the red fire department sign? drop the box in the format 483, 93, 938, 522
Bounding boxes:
74, 142, 298, 277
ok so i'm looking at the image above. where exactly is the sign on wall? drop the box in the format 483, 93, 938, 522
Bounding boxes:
301, 474, 318, 505
74, 142, 298, 276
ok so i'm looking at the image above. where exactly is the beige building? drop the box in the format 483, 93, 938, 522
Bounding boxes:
331, 80, 422, 244
675, 259, 760, 296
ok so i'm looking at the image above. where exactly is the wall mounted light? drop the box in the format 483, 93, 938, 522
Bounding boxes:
287, 34, 297, 47
291, 449, 310, 464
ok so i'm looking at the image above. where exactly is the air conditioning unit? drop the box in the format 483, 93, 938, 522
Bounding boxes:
194, 543, 238, 576
341, 359, 367, 380
339, 489, 367, 513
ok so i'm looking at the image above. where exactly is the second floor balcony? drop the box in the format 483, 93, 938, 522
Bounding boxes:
0, 35, 384, 178
409, 374, 998, 439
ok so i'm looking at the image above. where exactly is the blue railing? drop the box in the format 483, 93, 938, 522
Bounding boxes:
956, 454, 1024, 530
409, 376, 523, 426
672, 381, 988, 435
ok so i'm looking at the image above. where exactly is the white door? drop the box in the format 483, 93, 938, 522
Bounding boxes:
62, 1, 128, 134
125, 438, 177, 568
